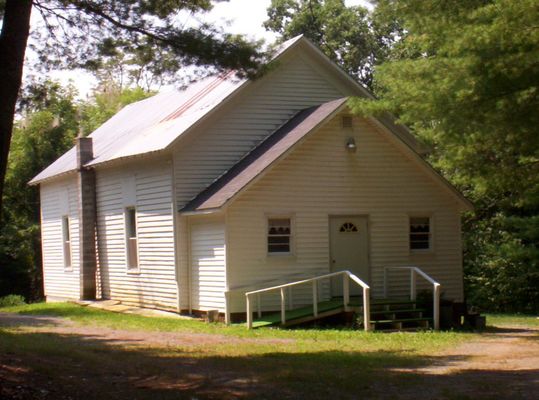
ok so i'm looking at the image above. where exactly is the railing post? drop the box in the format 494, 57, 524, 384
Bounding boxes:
312, 280, 318, 317
433, 283, 441, 330
280, 287, 286, 324
257, 293, 262, 319
410, 269, 417, 301
343, 273, 350, 311
246, 294, 252, 329
383, 267, 388, 298
363, 286, 371, 331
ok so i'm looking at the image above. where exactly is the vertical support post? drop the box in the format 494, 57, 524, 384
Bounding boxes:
256, 293, 262, 318
410, 269, 417, 301
312, 280, 318, 317
433, 284, 441, 330
280, 288, 286, 324
383, 268, 388, 299
246, 294, 252, 329
363, 286, 371, 331
343, 274, 350, 312
224, 292, 231, 325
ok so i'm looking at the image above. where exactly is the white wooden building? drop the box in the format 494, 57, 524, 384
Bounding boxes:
31, 36, 472, 324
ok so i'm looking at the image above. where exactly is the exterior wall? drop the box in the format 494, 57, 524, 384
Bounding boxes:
173, 52, 346, 209
188, 215, 227, 312
40, 177, 81, 300
226, 113, 464, 313
95, 160, 178, 310
173, 50, 347, 309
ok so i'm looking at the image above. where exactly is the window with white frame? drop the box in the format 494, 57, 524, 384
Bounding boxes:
125, 207, 139, 269
267, 218, 291, 254
409, 217, 431, 250
62, 216, 72, 268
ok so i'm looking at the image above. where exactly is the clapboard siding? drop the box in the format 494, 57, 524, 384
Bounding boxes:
96, 161, 178, 310
226, 113, 464, 313
173, 52, 347, 308
41, 177, 80, 300
189, 216, 226, 312
173, 52, 345, 209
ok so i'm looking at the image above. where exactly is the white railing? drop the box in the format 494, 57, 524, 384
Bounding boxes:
245, 270, 371, 331
383, 266, 441, 330
224, 271, 322, 324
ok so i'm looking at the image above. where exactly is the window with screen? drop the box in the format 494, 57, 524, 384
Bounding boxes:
268, 218, 291, 254
409, 217, 431, 250
126, 207, 138, 269
62, 216, 71, 268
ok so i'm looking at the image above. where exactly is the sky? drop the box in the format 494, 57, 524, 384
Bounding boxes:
47, 0, 369, 97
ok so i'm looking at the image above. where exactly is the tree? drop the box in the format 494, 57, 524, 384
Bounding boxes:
264, 0, 402, 90
0, 0, 265, 216
351, 0, 539, 312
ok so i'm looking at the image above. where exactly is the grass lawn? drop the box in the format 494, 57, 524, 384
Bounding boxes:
2, 302, 530, 399
1, 301, 471, 351
485, 313, 539, 328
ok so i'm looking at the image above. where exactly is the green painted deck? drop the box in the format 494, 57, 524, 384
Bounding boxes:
252, 299, 344, 328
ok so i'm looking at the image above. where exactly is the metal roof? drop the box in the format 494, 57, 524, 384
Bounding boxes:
181, 98, 348, 213
29, 36, 305, 185
30, 34, 429, 186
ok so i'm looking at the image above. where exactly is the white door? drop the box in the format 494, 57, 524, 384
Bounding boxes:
329, 216, 369, 296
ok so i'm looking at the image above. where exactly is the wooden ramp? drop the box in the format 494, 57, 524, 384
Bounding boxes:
252, 300, 345, 328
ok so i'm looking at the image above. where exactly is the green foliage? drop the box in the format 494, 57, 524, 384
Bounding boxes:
30, 1, 266, 79
80, 86, 153, 134
264, 0, 401, 89
0, 294, 25, 307
351, 0, 539, 312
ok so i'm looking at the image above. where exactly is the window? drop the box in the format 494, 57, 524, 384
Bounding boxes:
409, 217, 431, 251
342, 115, 353, 129
126, 207, 138, 269
62, 216, 72, 268
268, 218, 291, 254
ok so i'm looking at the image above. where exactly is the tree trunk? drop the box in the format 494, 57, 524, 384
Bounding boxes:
0, 0, 33, 219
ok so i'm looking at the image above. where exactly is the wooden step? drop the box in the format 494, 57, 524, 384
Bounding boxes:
371, 317, 432, 330
370, 308, 427, 316
348, 298, 426, 307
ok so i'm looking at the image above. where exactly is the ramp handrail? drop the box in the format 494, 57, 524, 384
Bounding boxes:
383, 266, 441, 330
245, 270, 371, 331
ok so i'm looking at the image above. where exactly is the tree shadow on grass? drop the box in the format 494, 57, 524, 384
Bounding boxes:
0, 329, 537, 400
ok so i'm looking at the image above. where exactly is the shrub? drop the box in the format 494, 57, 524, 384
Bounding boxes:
0, 294, 26, 307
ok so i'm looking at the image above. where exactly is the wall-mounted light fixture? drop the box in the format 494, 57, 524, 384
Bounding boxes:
346, 137, 357, 153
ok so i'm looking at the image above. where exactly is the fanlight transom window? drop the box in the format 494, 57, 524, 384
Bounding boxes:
339, 222, 358, 232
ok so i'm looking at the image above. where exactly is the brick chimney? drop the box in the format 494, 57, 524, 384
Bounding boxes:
76, 137, 97, 300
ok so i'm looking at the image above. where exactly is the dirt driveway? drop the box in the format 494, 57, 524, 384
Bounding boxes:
1, 313, 538, 399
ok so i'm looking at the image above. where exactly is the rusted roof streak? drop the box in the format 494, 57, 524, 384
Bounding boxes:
161, 71, 235, 122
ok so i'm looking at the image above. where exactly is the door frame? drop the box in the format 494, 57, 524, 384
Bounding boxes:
328, 214, 372, 292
